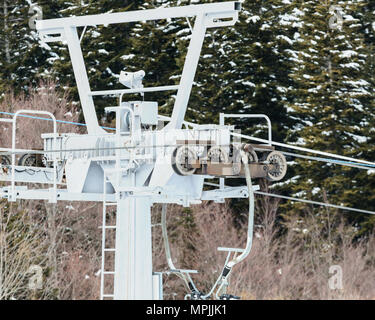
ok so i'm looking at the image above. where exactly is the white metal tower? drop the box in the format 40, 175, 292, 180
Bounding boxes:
0, 2, 288, 300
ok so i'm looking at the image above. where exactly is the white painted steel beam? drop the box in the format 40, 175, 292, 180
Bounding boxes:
89, 85, 179, 96
23, 2, 244, 301
64, 27, 105, 135
167, 13, 208, 129
36, 2, 241, 31
0, 188, 116, 202
114, 197, 153, 300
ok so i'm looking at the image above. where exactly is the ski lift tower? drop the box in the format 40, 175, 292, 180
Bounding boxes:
0, 2, 287, 300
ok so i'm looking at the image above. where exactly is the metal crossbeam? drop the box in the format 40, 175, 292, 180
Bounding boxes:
35, 2, 240, 134
36, 2, 241, 31
89, 85, 180, 97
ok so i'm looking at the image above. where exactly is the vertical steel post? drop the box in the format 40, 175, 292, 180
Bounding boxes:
114, 196, 153, 299
219, 113, 225, 190
152, 273, 163, 300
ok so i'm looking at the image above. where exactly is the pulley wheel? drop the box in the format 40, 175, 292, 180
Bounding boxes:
265, 151, 287, 181
18, 154, 38, 167
207, 146, 229, 163
172, 145, 197, 176
0, 155, 11, 166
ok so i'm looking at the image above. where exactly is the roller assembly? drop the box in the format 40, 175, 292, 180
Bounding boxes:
171, 142, 287, 181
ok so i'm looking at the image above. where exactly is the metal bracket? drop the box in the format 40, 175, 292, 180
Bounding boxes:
201, 185, 259, 202
205, 11, 239, 28
39, 29, 65, 43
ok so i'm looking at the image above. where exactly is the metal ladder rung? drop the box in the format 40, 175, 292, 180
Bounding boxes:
101, 161, 121, 300
0, 118, 13, 123
169, 269, 198, 274
217, 247, 245, 253
104, 202, 118, 206
99, 225, 117, 229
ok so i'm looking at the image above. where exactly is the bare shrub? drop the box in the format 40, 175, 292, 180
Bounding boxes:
0, 201, 55, 300
55, 202, 102, 300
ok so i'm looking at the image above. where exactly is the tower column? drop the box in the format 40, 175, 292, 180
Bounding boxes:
114, 196, 153, 300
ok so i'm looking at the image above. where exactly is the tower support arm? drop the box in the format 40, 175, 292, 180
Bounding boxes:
36, 2, 240, 31
167, 14, 208, 129
64, 27, 104, 135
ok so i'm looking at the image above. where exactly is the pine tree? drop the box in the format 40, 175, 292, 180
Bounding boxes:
176, 0, 298, 140
0, 1, 38, 92
0, 1, 66, 94
353, 1, 375, 234
284, 0, 374, 232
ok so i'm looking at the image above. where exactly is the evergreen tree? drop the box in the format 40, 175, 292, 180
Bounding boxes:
354, 1, 375, 233
174, 0, 298, 140
0, 1, 66, 94
284, 0, 374, 232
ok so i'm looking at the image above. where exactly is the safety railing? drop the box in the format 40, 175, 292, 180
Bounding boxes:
219, 113, 272, 144
219, 113, 272, 191
9, 110, 58, 203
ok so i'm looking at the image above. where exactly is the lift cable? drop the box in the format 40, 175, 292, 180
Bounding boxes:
2, 110, 375, 215
2, 111, 374, 170
231, 132, 375, 168
254, 191, 375, 215
204, 182, 375, 215
281, 151, 375, 170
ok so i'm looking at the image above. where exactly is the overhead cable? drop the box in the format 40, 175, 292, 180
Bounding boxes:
204, 183, 375, 215
231, 132, 375, 168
